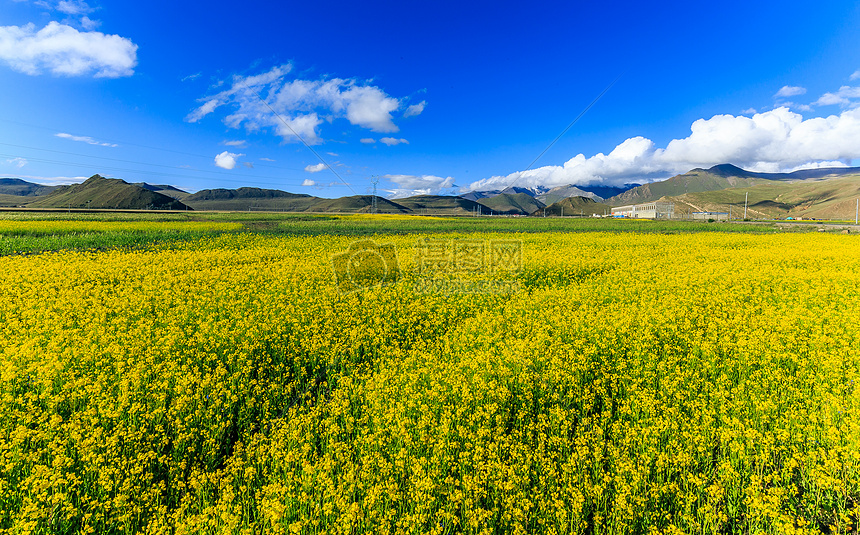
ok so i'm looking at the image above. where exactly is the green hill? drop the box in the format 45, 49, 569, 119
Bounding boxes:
0, 178, 59, 197
666, 173, 860, 220
183, 187, 319, 211
477, 193, 545, 215
134, 183, 190, 200
395, 195, 486, 216
28, 175, 191, 210
607, 164, 860, 206
0, 193, 32, 207
535, 196, 611, 217
308, 195, 410, 214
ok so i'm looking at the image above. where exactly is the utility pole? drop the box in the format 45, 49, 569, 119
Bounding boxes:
370, 176, 379, 214
744, 192, 748, 220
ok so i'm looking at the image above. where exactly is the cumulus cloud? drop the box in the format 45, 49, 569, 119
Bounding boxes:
774, 85, 806, 98
741, 108, 757, 115
384, 174, 455, 198
214, 151, 243, 170
380, 137, 409, 146
466, 107, 860, 191
850, 70, 860, 81
0, 22, 137, 77
55, 132, 117, 147
360, 138, 376, 144
187, 64, 417, 145
813, 85, 860, 107
403, 100, 426, 117
304, 162, 327, 173
222, 139, 247, 147
301, 179, 316, 186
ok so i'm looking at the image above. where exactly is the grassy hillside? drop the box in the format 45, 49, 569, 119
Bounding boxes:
134, 183, 190, 200
535, 196, 611, 217
394, 195, 485, 215
607, 167, 771, 206
308, 195, 410, 214
608, 164, 860, 206
0, 194, 32, 207
183, 187, 319, 211
0, 178, 60, 197
477, 193, 545, 215
28, 175, 191, 210
667, 173, 860, 219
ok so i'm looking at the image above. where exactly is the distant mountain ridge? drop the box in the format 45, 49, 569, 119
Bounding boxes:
477, 193, 545, 215
0, 178, 59, 197
535, 196, 611, 217
606, 164, 860, 205
4, 164, 860, 218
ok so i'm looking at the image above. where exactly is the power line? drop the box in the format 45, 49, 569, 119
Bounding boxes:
0, 142, 309, 181
504, 74, 623, 192
0, 152, 309, 189
0, 117, 303, 174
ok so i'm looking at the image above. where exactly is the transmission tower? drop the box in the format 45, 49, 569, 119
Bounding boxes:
370, 175, 379, 214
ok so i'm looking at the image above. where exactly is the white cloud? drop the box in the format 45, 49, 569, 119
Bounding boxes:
187, 64, 417, 144
259, 157, 275, 162
466, 107, 860, 191
214, 151, 243, 170
301, 179, 316, 186
182, 72, 202, 82
781, 101, 813, 112
242, 161, 253, 168
741, 108, 757, 115
55, 132, 117, 147
380, 137, 409, 146
360, 138, 376, 144
774, 85, 806, 98
850, 70, 860, 81
813, 86, 860, 107
6, 157, 27, 168
222, 139, 247, 147
0, 22, 137, 78
56, 0, 94, 15
403, 100, 426, 117
79, 16, 100, 31
15, 174, 87, 185
304, 162, 327, 173
384, 174, 455, 197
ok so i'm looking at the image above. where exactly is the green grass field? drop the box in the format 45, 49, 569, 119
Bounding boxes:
0, 212, 788, 256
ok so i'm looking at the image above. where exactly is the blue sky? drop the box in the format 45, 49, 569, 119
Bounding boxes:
2, 0, 860, 198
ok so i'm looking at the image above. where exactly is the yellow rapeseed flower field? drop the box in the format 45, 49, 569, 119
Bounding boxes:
0, 226, 857, 534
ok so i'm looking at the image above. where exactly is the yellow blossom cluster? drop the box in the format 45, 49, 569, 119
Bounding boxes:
0, 228, 857, 534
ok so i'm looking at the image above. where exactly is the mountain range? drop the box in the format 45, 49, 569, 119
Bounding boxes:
2, 163, 860, 218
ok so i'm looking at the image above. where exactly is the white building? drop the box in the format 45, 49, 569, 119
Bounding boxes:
691, 211, 729, 221
611, 202, 674, 219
